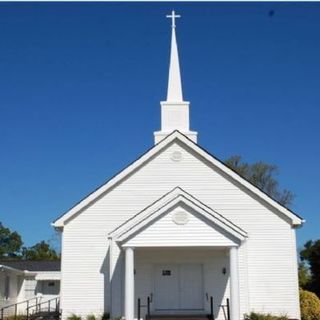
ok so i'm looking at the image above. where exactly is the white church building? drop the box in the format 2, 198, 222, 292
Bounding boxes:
53, 11, 304, 320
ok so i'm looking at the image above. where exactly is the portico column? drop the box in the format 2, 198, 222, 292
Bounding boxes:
125, 247, 135, 320
229, 246, 240, 320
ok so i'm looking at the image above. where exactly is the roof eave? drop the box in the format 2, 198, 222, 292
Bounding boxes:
0, 265, 24, 274
52, 130, 304, 228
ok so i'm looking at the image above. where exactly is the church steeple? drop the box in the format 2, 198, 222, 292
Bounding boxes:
167, 11, 183, 102
154, 11, 198, 144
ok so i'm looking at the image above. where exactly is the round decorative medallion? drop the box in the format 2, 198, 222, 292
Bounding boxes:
172, 211, 189, 225
171, 151, 183, 162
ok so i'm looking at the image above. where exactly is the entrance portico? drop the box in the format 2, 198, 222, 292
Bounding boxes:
109, 187, 247, 320
123, 246, 240, 320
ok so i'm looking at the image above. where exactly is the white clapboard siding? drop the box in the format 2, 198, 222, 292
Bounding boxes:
24, 276, 37, 299
124, 206, 237, 247
61, 141, 300, 319
0, 272, 19, 316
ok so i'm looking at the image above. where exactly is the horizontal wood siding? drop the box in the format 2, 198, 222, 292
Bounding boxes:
124, 206, 237, 247
61, 141, 300, 319
62, 223, 109, 318
0, 271, 19, 317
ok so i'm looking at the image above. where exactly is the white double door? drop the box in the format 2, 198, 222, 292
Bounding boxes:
154, 264, 204, 311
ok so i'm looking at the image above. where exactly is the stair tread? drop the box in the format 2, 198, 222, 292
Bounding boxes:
147, 315, 209, 320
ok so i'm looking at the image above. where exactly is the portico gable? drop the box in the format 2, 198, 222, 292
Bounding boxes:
124, 204, 239, 247
109, 187, 247, 247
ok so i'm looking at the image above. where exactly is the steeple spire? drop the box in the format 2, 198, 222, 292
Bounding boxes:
166, 10, 183, 102
154, 11, 197, 144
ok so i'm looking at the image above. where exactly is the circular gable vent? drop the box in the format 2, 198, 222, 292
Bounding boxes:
171, 151, 183, 162
172, 211, 189, 225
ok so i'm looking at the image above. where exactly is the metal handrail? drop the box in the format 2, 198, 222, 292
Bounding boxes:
210, 296, 214, 320
138, 298, 141, 320
26, 296, 59, 319
137, 296, 151, 320
220, 298, 230, 320
147, 296, 150, 317
26, 297, 59, 310
0, 297, 38, 320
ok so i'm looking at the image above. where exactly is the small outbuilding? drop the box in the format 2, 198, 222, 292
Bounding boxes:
0, 260, 60, 318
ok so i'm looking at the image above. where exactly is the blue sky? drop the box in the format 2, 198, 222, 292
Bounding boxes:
0, 2, 319, 250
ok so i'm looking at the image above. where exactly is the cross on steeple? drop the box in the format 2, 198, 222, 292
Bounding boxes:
166, 10, 181, 28
154, 10, 198, 144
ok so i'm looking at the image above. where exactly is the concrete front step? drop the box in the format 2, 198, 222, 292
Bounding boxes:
147, 318, 209, 320
147, 314, 210, 320
29, 311, 60, 320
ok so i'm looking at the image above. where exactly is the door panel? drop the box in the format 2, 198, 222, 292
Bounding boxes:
180, 264, 203, 310
154, 264, 179, 310
154, 264, 203, 311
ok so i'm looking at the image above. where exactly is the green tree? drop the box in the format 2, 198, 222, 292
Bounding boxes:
224, 155, 294, 207
22, 240, 59, 260
299, 261, 311, 289
0, 222, 23, 259
300, 240, 320, 297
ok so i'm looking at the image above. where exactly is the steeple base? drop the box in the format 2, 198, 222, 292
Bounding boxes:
154, 130, 198, 144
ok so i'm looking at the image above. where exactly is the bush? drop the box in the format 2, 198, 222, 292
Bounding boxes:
101, 313, 110, 320
86, 315, 96, 320
244, 312, 288, 320
4, 315, 27, 320
300, 289, 320, 320
67, 314, 82, 320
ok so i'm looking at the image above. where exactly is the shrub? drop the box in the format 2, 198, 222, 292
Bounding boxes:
86, 315, 96, 320
300, 289, 320, 320
5, 315, 27, 320
101, 313, 110, 320
67, 314, 82, 320
244, 312, 288, 320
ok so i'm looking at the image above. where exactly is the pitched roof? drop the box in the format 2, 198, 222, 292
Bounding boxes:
53, 131, 304, 228
109, 187, 247, 244
0, 260, 61, 272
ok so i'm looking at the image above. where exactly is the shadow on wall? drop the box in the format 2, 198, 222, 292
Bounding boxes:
100, 244, 124, 318
100, 246, 230, 320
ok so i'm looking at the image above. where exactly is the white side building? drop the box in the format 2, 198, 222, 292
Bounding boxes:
53, 11, 304, 320
0, 260, 60, 317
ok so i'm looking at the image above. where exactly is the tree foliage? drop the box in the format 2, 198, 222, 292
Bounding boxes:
299, 262, 312, 289
0, 222, 59, 260
300, 240, 320, 297
22, 240, 59, 260
0, 222, 23, 259
224, 155, 294, 207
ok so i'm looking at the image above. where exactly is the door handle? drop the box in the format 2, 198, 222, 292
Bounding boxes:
150, 293, 153, 302
206, 292, 209, 301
